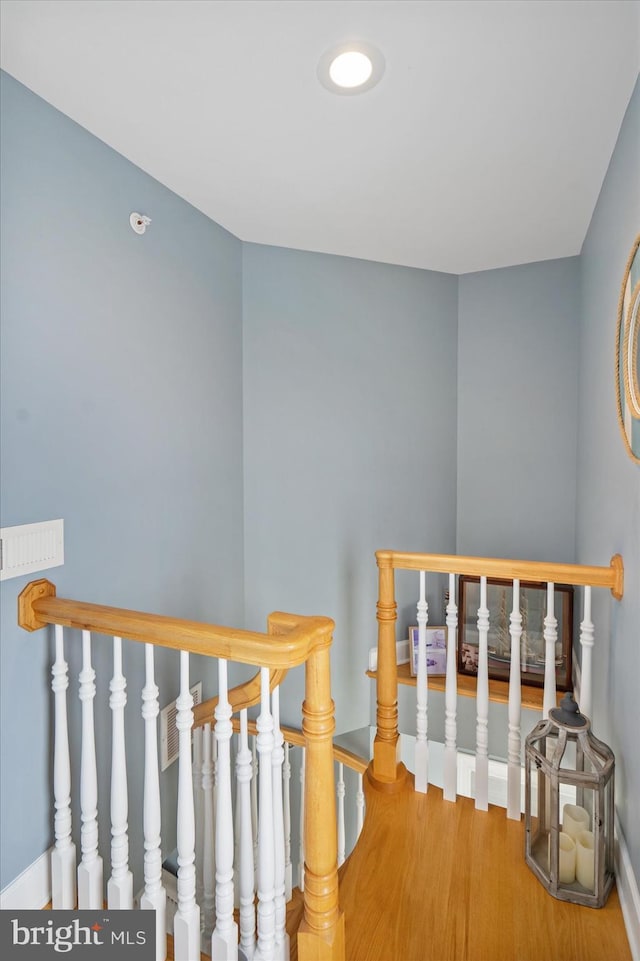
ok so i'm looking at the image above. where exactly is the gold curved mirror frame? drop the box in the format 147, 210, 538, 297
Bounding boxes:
615, 234, 640, 463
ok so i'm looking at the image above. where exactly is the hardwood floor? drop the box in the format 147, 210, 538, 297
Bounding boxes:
337, 770, 631, 961
167, 769, 631, 961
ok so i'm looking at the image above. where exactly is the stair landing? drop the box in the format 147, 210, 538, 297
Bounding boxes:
336, 770, 631, 961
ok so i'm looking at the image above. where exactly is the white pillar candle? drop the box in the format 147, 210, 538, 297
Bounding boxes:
562, 803, 590, 841
576, 830, 595, 890
547, 831, 577, 884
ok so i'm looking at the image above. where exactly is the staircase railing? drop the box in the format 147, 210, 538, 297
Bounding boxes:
18, 578, 346, 961
371, 551, 623, 817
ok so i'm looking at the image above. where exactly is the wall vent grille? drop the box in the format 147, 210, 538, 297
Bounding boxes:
160, 682, 202, 771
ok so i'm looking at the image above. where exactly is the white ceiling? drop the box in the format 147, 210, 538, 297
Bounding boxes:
1, 0, 638, 274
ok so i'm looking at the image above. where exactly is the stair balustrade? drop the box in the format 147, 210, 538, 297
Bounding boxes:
18, 578, 348, 961
370, 551, 624, 818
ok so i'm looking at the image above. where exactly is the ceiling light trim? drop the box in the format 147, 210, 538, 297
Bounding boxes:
317, 41, 385, 96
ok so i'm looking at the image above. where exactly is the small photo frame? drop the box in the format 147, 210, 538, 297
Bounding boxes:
409, 625, 448, 677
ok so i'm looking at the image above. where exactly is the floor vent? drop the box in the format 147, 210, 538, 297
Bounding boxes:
160, 682, 202, 771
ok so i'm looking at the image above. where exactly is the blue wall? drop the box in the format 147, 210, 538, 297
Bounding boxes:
242, 244, 458, 734
577, 77, 640, 885
0, 74, 245, 889
457, 258, 580, 560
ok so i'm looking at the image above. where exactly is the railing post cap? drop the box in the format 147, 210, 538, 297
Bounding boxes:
18, 578, 57, 632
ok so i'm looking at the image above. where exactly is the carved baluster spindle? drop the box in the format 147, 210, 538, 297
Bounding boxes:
108, 635, 133, 908
201, 723, 216, 945
414, 570, 429, 794
51, 624, 77, 909
507, 580, 523, 820
237, 710, 256, 961
211, 658, 238, 960
356, 772, 365, 838
337, 762, 346, 867
298, 748, 305, 893
272, 686, 289, 961
251, 735, 259, 888
174, 650, 200, 961
443, 571, 458, 802
78, 630, 103, 908
283, 742, 293, 901
141, 644, 166, 961
543, 583, 558, 718
579, 586, 594, 721
475, 578, 490, 811
255, 667, 276, 961
193, 725, 204, 912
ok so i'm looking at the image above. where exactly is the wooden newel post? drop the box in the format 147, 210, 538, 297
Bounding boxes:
372, 553, 403, 785
297, 642, 345, 961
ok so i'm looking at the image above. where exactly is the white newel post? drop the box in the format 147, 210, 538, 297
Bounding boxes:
78, 630, 104, 908
255, 667, 276, 961
211, 658, 238, 961
543, 583, 558, 718
298, 748, 305, 893
414, 570, 429, 794
444, 571, 458, 803
271, 687, 289, 961
237, 710, 256, 961
174, 650, 201, 961
579, 586, 594, 722
51, 624, 77, 909
507, 580, 523, 821
141, 644, 166, 961
283, 742, 293, 901
108, 636, 133, 908
337, 762, 346, 867
201, 723, 216, 944
356, 772, 365, 838
475, 578, 489, 811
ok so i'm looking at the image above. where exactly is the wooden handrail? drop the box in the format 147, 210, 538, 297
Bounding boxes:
376, 551, 624, 599
17, 579, 334, 667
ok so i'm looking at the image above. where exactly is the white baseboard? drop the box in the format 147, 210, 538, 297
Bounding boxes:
616, 814, 640, 961
0, 847, 52, 909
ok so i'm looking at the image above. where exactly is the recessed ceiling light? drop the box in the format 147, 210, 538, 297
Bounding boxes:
318, 42, 385, 95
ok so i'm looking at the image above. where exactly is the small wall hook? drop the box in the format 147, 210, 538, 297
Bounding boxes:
130, 212, 152, 235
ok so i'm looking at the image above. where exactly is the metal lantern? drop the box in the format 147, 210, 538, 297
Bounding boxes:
524, 692, 615, 907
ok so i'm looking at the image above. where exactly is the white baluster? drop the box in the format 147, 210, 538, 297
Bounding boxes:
78, 630, 103, 908
108, 636, 133, 908
579, 586, 594, 721
507, 580, 523, 820
193, 725, 204, 912
283, 743, 292, 901
271, 686, 289, 961
174, 651, 201, 961
201, 723, 216, 945
255, 668, 275, 961
51, 625, 76, 909
237, 710, 256, 961
211, 658, 238, 960
141, 644, 167, 961
337, 762, 346, 867
251, 735, 259, 888
475, 578, 489, 811
414, 570, 429, 794
543, 583, 558, 718
356, 772, 365, 838
298, 748, 305, 893
444, 572, 458, 802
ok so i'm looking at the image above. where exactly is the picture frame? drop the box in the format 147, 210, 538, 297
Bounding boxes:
409, 625, 447, 677
457, 577, 573, 690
